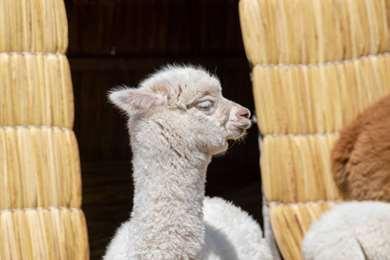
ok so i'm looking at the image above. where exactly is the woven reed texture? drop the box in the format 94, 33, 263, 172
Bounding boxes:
263, 200, 281, 260
0, 0, 67, 53
239, 0, 390, 65
270, 202, 333, 260
0, 53, 74, 128
0, 127, 81, 209
253, 54, 390, 135
261, 134, 342, 203
0, 208, 88, 260
240, 0, 390, 259
0, 0, 89, 258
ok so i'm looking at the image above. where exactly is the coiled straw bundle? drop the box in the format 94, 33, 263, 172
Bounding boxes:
253, 54, 390, 134
0, 127, 81, 209
240, 0, 390, 65
0, 0, 68, 52
261, 134, 341, 203
0, 53, 74, 128
0, 0, 88, 259
0, 208, 88, 260
240, 0, 390, 259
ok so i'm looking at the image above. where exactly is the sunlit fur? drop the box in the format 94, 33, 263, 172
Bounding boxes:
303, 201, 390, 260
103, 65, 271, 260
332, 94, 390, 201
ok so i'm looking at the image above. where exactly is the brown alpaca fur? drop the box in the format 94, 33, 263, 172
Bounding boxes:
332, 94, 390, 201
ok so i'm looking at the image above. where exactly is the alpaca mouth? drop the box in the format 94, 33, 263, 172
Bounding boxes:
226, 122, 251, 140
233, 120, 252, 131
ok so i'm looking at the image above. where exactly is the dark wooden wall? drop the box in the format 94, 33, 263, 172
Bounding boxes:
65, 1, 262, 259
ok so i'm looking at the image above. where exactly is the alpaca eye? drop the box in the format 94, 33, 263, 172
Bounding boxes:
196, 100, 214, 111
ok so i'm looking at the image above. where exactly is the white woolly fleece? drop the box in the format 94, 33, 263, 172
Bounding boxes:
104, 197, 272, 260
103, 65, 271, 260
302, 201, 390, 260
201, 197, 273, 260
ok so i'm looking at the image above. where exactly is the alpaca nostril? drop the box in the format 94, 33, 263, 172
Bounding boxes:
237, 108, 251, 119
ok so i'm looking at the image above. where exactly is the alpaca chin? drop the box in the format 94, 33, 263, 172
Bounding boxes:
211, 143, 229, 158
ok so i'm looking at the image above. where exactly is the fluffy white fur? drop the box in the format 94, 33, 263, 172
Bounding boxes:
302, 201, 390, 260
105, 197, 272, 260
103, 65, 271, 260
201, 197, 272, 260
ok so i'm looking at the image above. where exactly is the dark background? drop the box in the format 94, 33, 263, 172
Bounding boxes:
65, 1, 262, 259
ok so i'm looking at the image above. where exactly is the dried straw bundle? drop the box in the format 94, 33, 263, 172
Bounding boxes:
0, 207, 88, 260
240, 0, 390, 258
0, 53, 73, 128
239, 0, 390, 65
0, 127, 81, 209
270, 202, 334, 260
253, 54, 390, 135
0, 0, 88, 257
0, 0, 68, 53
261, 134, 341, 203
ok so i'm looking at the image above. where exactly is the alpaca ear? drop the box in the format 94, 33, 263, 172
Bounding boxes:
108, 87, 167, 113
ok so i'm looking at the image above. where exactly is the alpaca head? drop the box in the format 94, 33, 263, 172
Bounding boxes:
109, 65, 251, 155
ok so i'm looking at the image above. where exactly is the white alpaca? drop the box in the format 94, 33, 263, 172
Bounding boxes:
302, 201, 390, 260
103, 65, 272, 260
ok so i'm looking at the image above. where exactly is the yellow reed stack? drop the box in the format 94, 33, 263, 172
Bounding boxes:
240, 0, 390, 259
0, 1, 88, 259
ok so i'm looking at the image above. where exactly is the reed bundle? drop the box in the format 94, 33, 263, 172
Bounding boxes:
253, 54, 390, 134
0, 0, 89, 258
0, 207, 88, 260
0, 0, 67, 53
0, 127, 81, 209
261, 134, 341, 203
0, 53, 73, 128
270, 202, 334, 260
239, 0, 390, 65
240, 0, 390, 258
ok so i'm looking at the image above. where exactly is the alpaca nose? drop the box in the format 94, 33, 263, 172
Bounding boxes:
236, 107, 251, 119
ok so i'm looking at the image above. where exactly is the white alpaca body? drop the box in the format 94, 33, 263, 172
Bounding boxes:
302, 201, 390, 260
104, 66, 270, 260
104, 197, 272, 260
201, 197, 272, 260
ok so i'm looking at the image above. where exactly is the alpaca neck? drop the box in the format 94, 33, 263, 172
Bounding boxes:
130, 128, 210, 259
